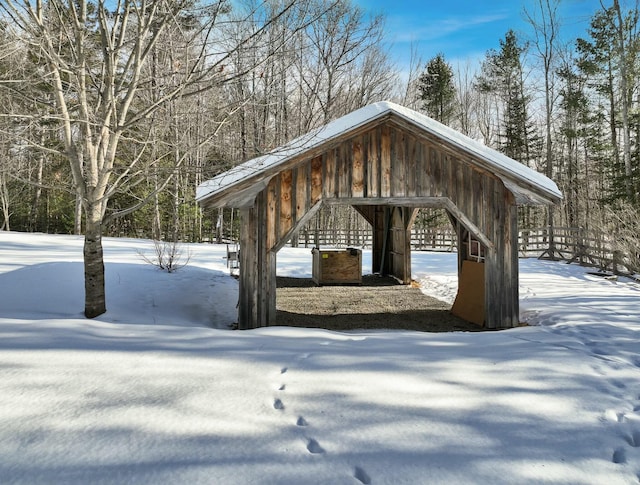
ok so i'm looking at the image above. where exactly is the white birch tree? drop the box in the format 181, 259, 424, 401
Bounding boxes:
0, 0, 302, 317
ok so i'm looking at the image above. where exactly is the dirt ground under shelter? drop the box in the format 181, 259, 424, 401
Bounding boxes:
275, 275, 483, 332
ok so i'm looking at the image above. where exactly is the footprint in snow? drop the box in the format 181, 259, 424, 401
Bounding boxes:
354, 466, 371, 484
281, 367, 288, 374
612, 447, 627, 464
306, 438, 325, 454
273, 398, 284, 410
278, 384, 286, 391
296, 416, 308, 427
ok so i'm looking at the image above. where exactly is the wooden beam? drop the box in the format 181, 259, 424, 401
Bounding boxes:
352, 205, 375, 226
440, 198, 494, 251
271, 201, 323, 253
323, 197, 444, 207
371, 205, 386, 274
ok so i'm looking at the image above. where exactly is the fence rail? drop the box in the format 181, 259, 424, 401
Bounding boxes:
290, 226, 637, 277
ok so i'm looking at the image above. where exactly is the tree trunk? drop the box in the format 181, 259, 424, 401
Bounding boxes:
30, 150, 44, 231
84, 203, 106, 318
612, 0, 634, 201
216, 207, 223, 243
74, 191, 83, 235
0, 170, 9, 231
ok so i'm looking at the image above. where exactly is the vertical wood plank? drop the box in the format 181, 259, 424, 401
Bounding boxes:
507, 194, 519, 327
266, 176, 278, 253
429, 145, 438, 196
323, 150, 336, 199
478, 172, 487, 237
279, 169, 293, 243
238, 207, 256, 329
380, 125, 391, 197
432, 148, 442, 196
337, 141, 351, 197
352, 136, 365, 198
446, 155, 456, 204
266, 250, 277, 325
296, 164, 309, 221
367, 128, 380, 198
484, 177, 500, 329
462, 165, 472, 225
391, 129, 406, 197
311, 156, 322, 205
256, 190, 268, 328
406, 135, 417, 197
371, 205, 385, 274
415, 140, 425, 196
454, 160, 464, 214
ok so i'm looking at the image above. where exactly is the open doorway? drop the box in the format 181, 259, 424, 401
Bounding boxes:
273, 205, 481, 332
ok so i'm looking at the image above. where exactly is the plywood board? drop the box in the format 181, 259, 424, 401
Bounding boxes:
451, 260, 485, 326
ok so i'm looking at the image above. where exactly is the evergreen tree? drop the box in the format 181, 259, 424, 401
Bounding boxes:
576, 1, 640, 204
475, 30, 536, 164
417, 53, 457, 125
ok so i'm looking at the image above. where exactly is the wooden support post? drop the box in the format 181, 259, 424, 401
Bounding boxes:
484, 200, 519, 329
387, 206, 416, 284
238, 207, 256, 329
238, 192, 276, 329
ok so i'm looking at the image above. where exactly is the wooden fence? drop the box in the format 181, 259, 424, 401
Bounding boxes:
291, 226, 637, 277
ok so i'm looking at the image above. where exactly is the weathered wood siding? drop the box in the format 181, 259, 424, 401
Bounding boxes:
239, 121, 520, 329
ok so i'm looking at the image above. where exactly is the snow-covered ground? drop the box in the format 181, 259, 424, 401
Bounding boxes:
0, 232, 639, 484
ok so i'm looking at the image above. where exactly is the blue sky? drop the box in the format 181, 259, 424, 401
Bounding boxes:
354, 0, 605, 70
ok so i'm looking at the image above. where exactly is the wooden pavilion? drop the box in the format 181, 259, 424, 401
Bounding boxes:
197, 102, 562, 330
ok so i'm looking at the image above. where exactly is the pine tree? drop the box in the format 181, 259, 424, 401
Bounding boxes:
417, 53, 457, 125
475, 30, 536, 164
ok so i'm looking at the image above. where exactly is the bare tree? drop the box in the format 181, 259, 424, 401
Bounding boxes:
608, 0, 639, 202
396, 41, 424, 110
0, 0, 305, 318
305, 0, 385, 123
453, 61, 478, 136
524, 0, 563, 254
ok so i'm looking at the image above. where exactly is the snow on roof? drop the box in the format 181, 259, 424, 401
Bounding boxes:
196, 101, 562, 205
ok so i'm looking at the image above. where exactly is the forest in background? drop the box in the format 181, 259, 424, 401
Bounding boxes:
0, 0, 639, 259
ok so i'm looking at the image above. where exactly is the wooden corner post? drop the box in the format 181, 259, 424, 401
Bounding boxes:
484, 198, 519, 329
238, 191, 277, 330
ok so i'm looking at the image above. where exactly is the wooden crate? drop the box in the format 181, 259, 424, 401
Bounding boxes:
312, 248, 362, 285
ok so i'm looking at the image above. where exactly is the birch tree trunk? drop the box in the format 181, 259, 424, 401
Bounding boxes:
0, 169, 9, 231
84, 198, 106, 317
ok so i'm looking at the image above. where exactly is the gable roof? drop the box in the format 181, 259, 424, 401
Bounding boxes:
196, 101, 562, 208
